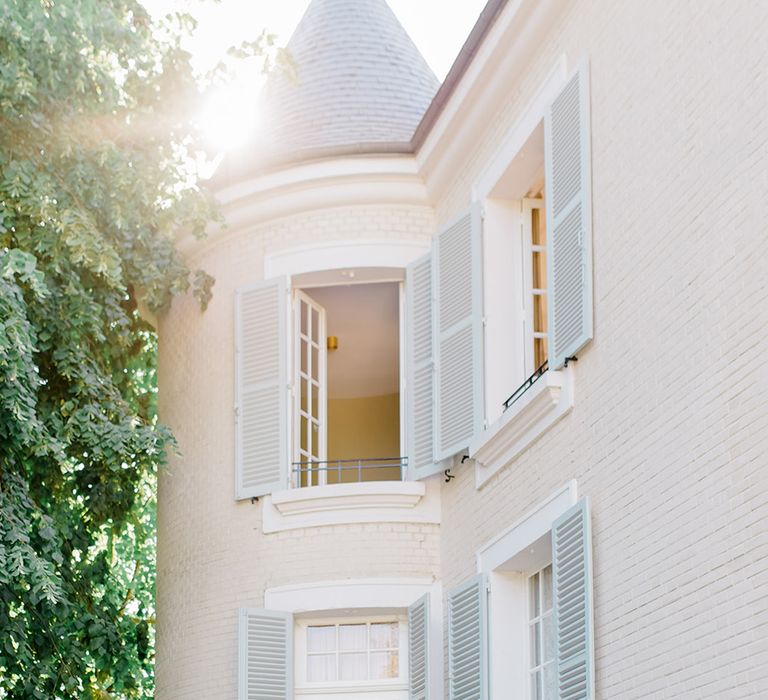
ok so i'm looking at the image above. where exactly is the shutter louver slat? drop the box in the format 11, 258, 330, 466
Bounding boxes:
407, 254, 444, 478
545, 63, 593, 370
235, 279, 288, 499
434, 206, 483, 461
239, 609, 293, 700
408, 593, 430, 700
448, 575, 487, 700
552, 499, 594, 700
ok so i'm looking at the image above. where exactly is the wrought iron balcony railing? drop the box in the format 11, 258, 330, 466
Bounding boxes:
292, 456, 408, 487
503, 360, 549, 412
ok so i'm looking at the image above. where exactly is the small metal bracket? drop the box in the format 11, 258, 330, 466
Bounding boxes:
564, 356, 579, 367
460, 454, 470, 464
251, 496, 259, 504
444, 469, 455, 483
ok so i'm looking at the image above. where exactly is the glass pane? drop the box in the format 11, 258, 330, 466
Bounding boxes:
529, 572, 540, 619
311, 381, 319, 419
300, 301, 308, 335
530, 670, 542, 700
534, 337, 548, 370
301, 378, 308, 413
339, 652, 367, 681
370, 651, 399, 679
307, 653, 336, 682
532, 206, 546, 246
311, 308, 320, 343
370, 622, 398, 649
300, 417, 308, 453
307, 625, 336, 652
532, 251, 546, 289
533, 294, 547, 333
301, 341, 308, 374
339, 624, 367, 651
542, 565, 553, 612
543, 662, 556, 699
529, 622, 541, 668
543, 613, 555, 663
311, 345, 319, 380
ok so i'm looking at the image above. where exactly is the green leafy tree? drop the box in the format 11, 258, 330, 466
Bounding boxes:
0, 1, 255, 696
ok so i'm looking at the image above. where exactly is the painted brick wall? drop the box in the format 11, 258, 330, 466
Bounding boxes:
434, 1, 768, 698
155, 203, 439, 699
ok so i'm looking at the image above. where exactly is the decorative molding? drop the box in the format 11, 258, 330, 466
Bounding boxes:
262, 478, 441, 533
470, 368, 574, 488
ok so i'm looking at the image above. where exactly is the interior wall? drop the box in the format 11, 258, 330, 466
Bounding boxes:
327, 393, 401, 482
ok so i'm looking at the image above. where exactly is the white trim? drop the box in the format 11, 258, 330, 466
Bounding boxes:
476, 481, 577, 575
470, 368, 574, 489
262, 477, 441, 533
473, 56, 568, 201
265, 578, 443, 700
476, 482, 577, 700
265, 240, 430, 280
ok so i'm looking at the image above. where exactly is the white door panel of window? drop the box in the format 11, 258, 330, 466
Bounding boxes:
294, 290, 327, 486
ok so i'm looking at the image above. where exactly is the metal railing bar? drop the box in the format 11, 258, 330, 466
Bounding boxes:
502, 360, 549, 412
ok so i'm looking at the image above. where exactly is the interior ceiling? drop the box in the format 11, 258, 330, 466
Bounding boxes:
305, 282, 399, 400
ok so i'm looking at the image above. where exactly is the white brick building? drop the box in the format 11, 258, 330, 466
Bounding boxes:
155, 0, 768, 698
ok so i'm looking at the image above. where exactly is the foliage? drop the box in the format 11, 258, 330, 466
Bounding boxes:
0, 0, 228, 696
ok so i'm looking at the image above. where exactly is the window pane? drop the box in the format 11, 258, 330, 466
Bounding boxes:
533, 251, 547, 289
541, 565, 553, 612
532, 205, 546, 246
339, 624, 367, 651
370, 651, 399, 679
307, 625, 336, 653
534, 337, 548, 369
543, 613, 555, 663
311, 308, 320, 343
533, 294, 547, 333
300, 301, 308, 335
311, 381, 319, 418
530, 622, 541, 668
301, 377, 308, 413
311, 345, 319, 380
370, 622, 398, 649
339, 652, 367, 681
529, 572, 540, 619
530, 670, 542, 700
307, 653, 337, 682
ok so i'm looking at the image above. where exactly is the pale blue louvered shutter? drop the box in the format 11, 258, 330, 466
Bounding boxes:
235, 278, 288, 499
406, 253, 445, 478
448, 575, 488, 700
552, 498, 594, 700
238, 608, 293, 700
408, 593, 430, 700
433, 205, 484, 461
544, 62, 594, 370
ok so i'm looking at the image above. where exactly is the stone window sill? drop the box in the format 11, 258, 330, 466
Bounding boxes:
470, 368, 574, 488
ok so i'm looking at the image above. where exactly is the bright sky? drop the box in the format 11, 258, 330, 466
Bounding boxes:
141, 0, 487, 81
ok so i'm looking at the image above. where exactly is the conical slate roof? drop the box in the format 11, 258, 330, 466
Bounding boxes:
255, 0, 440, 164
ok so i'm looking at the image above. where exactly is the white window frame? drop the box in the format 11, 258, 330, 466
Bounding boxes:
264, 240, 430, 492
265, 578, 444, 698
468, 58, 574, 487
476, 482, 577, 700
295, 614, 408, 693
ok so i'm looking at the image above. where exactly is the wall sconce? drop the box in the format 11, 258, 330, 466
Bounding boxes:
327, 336, 339, 351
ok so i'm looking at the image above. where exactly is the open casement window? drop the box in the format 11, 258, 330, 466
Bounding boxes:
544, 62, 594, 371
235, 278, 289, 499
293, 290, 327, 486
407, 594, 430, 700
448, 575, 488, 700
239, 608, 294, 700
522, 197, 548, 376
433, 205, 484, 461
552, 498, 594, 700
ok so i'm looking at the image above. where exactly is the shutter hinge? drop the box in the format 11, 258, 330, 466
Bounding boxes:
234, 404, 240, 417
481, 315, 488, 327
485, 580, 492, 593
